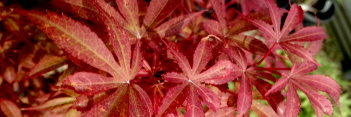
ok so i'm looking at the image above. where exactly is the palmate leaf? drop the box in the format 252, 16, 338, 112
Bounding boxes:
203, 2, 270, 55
23, 11, 121, 78
249, 0, 327, 63
22, 9, 153, 116
224, 46, 286, 116
80, 84, 153, 117
157, 35, 237, 116
91, 0, 197, 39
266, 62, 341, 116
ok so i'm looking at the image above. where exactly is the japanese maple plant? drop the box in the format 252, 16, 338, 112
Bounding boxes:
18, 0, 341, 116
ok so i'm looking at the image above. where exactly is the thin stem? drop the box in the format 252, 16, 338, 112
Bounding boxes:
256, 42, 277, 65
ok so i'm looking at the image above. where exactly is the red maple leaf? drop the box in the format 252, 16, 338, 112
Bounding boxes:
249, 0, 327, 63
22, 8, 152, 116
224, 46, 285, 116
266, 62, 341, 116
156, 35, 239, 116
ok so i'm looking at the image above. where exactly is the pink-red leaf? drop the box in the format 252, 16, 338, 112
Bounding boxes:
157, 83, 189, 117
202, 19, 224, 37
265, 76, 289, 96
110, 28, 132, 78
143, 0, 184, 28
223, 46, 248, 69
81, 84, 153, 117
295, 75, 341, 105
155, 11, 204, 38
250, 19, 276, 41
280, 4, 303, 37
185, 86, 204, 117
237, 75, 252, 116
192, 37, 212, 74
0, 99, 22, 117
209, 0, 226, 30
290, 62, 318, 76
283, 26, 327, 42
167, 46, 192, 76
22, 97, 75, 111
251, 100, 279, 117
195, 60, 236, 84
92, 0, 126, 27
281, 43, 316, 64
255, 79, 285, 114
81, 85, 129, 117
284, 84, 300, 117
205, 107, 235, 117
264, 0, 282, 33
196, 85, 220, 111
62, 72, 121, 95
27, 55, 66, 79
129, 84, 154, 117
51, 0, 100, 22
162, 72, 188, 83
230, 35, 269, 55
3, 66, 16, 83
23, 11, 120, 77
293, 81, 333, 115
131, 41, 143, 78
116, 0, 141, 37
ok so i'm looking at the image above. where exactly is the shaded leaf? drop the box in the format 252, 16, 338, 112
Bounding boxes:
82, 84, 153, 117
255, 79, 285, 114
62, 72, 121, 95
143, 0, 184, 28
155, 11, 204, 38
157, 83, 189, 117
23, 11, 121, 77
202, 19, 223, 37
27, 55, 66, 79
209, 0, 226, 30
196, 85, 220, 110
22, 97, 75, 111
229, 35, 269, 55
3, 66, 16, 83
0, 99, 22, 117
251, 100, 279, 117
116, 0, 141, 37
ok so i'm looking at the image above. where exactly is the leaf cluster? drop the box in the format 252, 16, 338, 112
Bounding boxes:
0, 0, 342, 117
